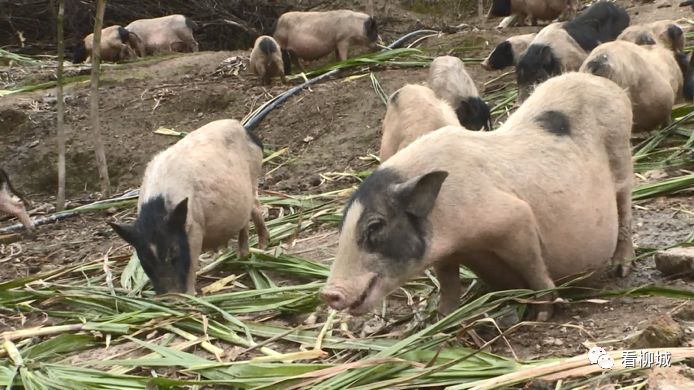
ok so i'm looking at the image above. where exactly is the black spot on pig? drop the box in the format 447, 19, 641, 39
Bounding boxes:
457, 97, 492, 131
583, 53, 609, 75
516, 44, 561, 88
635, 33, 656, 46
184, 17, 198, 31
109, 196, 191, 294
259, 36, 278, 55
667, 24, 683, 49
364, 17, 379, 42
487, 41, 515, 70
343, 168, 448, 263
117, 26, 129, 44
536, 110, 571, 136
489, 0, 512, 17
563, 1, 629, 52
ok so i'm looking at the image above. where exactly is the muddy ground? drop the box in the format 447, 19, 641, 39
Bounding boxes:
1, 0, 693, 367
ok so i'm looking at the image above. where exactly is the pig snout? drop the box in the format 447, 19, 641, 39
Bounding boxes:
320, 286, 349, 310
321, 272, 379, 313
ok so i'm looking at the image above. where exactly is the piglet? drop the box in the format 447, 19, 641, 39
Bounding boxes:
250, 36, 285, 85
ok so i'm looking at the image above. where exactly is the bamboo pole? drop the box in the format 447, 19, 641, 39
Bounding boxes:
89, 0, 112, 197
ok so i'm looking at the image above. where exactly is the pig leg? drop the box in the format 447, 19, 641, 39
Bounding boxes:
434, 261, 461, 315
496, 15, 517, 30
606, 132, 635, 277
0, 191, 35, 232
612, 186, 634, 277
336, 40, 349, 62
186, 227, 203, 295
289, 51, 305, 73
238, 224, 250, 258
251, 202, 269, 250
495, 201, 556, 321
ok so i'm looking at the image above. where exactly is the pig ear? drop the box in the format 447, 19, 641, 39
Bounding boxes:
391, 171, 448, 218
109, 222, 138, 246
168, 198, 189, 229
539, 45, 553, 65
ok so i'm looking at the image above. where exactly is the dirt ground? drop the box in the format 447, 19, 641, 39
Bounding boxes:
1, 0, 693, 367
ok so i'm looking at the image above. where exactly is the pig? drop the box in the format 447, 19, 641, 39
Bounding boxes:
488, 0, 577, 27
618, 21, 684, 52
125, 14, 199, 56
109, 119, 269, 294
273, 10, 379, 73
250, 36, 286, 85
515, 2, 629, 101
481, 33, 536, 71
380, 84, 461, 162
321, 72, 634, 321
72, 25, 138, 63
0, 168, 35, 233
580, 40, 687, 131
428, 56, 492, 130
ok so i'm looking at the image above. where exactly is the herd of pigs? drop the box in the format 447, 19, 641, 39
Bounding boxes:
2, 1, 694, 324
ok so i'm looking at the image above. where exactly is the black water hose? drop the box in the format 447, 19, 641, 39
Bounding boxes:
0, 191, 139, 234
243, 29, 440, 130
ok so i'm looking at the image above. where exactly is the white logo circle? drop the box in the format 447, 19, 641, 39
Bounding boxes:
597, 354, 614, 369
588, 346, 607, 364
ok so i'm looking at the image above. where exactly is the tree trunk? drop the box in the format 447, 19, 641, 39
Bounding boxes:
56, 0, 66, 211
479, 0, 484, 19
89, 0, 111, 197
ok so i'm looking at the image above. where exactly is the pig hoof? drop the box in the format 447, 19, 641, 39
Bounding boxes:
616, 262, 632, 278
530, 304, 554, 322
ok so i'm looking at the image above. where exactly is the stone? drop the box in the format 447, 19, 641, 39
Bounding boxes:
655, 247, 694, 277
629, 314, 683, 349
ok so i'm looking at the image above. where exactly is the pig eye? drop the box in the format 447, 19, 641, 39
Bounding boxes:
366, 219, 384, 240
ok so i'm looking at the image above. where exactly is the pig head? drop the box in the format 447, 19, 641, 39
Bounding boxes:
321, 169, 448, 314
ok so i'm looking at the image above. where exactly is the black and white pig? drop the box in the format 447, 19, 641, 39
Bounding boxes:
125, 14, 198, 56
481, 33, 536, 71
380, 84, 461, 162
272, 10, 379, 73
515, 1, 629, 101
250, 35, 285, 85
321, 72, 634, 321
109, 119, 269, 294
581, 40, 689, 131
618, 20, 684, 52
428, 56, 492, 130
72, 25, 138, 63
